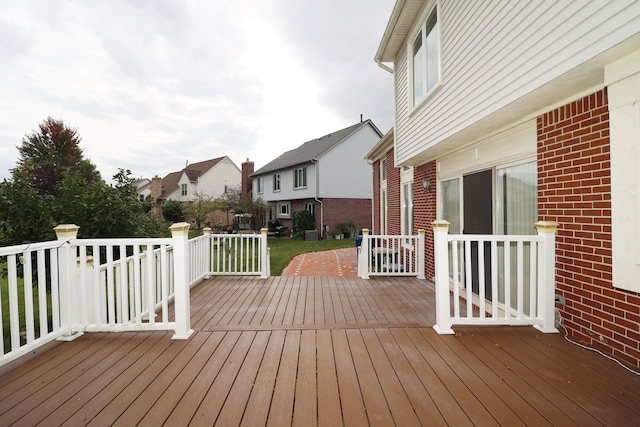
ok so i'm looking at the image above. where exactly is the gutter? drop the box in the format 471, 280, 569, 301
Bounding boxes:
376, 59, 394, 74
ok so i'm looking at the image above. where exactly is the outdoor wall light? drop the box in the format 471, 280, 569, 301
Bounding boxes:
421, 177, 432, 193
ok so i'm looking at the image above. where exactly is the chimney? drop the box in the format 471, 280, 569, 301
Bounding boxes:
241, 158, 254, 200
151, 175, 163, 217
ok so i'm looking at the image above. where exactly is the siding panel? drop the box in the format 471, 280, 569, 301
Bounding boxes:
395, 0, 640, 165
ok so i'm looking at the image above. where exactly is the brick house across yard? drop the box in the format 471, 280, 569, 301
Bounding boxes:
370, 0, 640, 367
251, 120, 383, 238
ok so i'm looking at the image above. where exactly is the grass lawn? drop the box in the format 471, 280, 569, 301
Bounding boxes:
268, 237, 356, 276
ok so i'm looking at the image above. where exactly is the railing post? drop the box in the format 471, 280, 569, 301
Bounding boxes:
54, 224, 84, 340
170, 222, 194, 339
417, 229, 426, 279
260, 228, 270, 278
534, 221, 559, 333
432, 220, 454, 334
359, 229, 370, 279
203, 227, 212, 278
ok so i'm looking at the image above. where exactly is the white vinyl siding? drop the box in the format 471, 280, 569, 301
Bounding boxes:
394, 0, 640, 165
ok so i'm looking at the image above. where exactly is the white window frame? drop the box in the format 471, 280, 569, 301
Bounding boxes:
304, 202, 314, 217
411, 2, 440, 108
277, 202, 291, 218
381, 159, 387, 182
294, 167, 307, 189
257, 177, 264, 194
180, 183, 187, 196
401, 166, 414, 243
273, 173, 280, 192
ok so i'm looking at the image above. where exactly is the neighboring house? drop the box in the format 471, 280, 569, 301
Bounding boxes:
133, 178, 151, 202
371, 1, 640, 367
142, 156, 241, 212
251, 120, 383, 237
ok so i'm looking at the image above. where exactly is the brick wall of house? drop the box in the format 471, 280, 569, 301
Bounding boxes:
538, 88, 640, 367
322, 198, 372, 235
387, 149, 402, 235
413, 161, 437, 280
372, 159, 381, 234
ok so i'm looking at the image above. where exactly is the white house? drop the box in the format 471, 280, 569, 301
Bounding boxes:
251, 120, 383, 237
147, 156, 241, 204
374, 0, 640, 367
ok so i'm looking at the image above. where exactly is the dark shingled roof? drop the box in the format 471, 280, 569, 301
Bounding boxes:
252, 120, 380, 176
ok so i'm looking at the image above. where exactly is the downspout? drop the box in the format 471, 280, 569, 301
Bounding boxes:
311, 158, 324, 238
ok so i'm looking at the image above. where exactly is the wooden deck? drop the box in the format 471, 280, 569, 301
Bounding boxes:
1, 276, 639, 426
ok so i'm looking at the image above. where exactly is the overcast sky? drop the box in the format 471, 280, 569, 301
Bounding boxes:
0, 0, 395, 183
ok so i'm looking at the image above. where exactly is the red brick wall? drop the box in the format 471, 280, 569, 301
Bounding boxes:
538, 88, 640, 368
387, 149, 401, 235
322, 198, 372, 235
414, 161, 437, 280
372, 159, 381, 233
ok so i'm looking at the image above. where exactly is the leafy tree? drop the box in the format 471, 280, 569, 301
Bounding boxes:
291, 208, 315, 239
53, 168, 159, 238
234, 197, 267, 230
13, 117, 99, 195
0, 175, 55, 246
162, 200, 185, 223
183, 192, 220, 229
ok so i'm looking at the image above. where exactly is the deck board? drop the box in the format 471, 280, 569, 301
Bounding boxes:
1, 276, 639, 426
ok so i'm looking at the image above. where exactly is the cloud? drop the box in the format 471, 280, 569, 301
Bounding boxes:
0, 0, 395, 182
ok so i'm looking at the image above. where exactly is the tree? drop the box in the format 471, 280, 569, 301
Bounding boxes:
234, 197, 267, 231
292, 208, 315, 239
0, 176, 55, 246
162, 200, 185, 223
13, 117, 99, 195
183, 193, 220, 229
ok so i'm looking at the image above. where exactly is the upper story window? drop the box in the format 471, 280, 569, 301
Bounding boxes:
257, 177, 264, 194
381, 159, 387, 181
412, 5, 439, 106
180, 183, 188, 196
273, 173, 281, 192
294, 167, 307, 189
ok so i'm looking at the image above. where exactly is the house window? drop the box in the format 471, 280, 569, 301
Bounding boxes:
181, 184, 187, 196
380, 189, 387, 235
139, 194, 145, 202
496, 162, 537, 235
305, 202, 314, 217
441, 178, 461, 234
224, 185, 228, 194
381, 159, 387, 181
273, 173, 281, 192
257, 177, 264, 194
402, 182, 414, 236
412, 4, 439, 106
294, 167, 307, 189
277, 202, 290, 218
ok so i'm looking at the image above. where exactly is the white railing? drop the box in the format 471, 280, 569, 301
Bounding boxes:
0, 223, 194, 367
0, 238, 67, 366
432, 220, 559, 334
1, 224, 273, 367
205, 228, 270, 278
358, 229, 425, 279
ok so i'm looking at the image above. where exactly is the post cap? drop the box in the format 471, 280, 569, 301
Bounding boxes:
169, 222, 191, 237
535, 221, 559, 234
431, 220, 450, 231
54, 224, 80, 239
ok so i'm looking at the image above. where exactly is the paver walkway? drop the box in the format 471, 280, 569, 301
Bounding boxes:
281, 247, 359, 276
